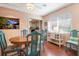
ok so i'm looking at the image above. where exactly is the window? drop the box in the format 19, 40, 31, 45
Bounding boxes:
48, 12, 72, 33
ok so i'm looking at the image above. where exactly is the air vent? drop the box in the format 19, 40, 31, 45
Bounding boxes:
42, 4, 47, 7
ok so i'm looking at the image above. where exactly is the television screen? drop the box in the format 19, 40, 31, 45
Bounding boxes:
0, 16, 19, 29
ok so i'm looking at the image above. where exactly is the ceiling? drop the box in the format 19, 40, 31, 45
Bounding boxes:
0, 3, 70, 16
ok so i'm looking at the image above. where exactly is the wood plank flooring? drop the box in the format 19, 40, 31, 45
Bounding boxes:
0, 41, 77, 56
41, 41, 77, 56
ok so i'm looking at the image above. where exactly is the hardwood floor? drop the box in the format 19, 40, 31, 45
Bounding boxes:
41, 41, 77, 56
0, 41, 77, 56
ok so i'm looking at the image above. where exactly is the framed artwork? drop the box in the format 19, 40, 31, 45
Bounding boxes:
0, 16, 19, 29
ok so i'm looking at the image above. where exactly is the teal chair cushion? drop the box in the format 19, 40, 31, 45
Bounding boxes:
3, 46, 21, 53
67, 40, 78, 45
70, 37, 78, 42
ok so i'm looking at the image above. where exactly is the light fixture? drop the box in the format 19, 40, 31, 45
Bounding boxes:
26, 3, 34, 10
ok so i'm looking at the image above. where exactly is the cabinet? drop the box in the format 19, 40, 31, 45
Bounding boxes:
47, 33, 64, 47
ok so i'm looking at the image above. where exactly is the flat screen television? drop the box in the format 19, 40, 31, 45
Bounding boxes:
0, 16, 19, 29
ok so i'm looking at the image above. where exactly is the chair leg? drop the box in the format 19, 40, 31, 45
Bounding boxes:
64, 46, 68, 51
64, 43, 69, 51
17, 50, 22, 56
38, 51, 41, 56
42, 45, 45, 52
78, 46, 79, 56
3, 53, 7, 56
1, 52, 6, 56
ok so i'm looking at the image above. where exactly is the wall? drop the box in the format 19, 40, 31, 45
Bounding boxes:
43, 4, 79, 42
43, 4, 79, 30
0, 7, 28, 45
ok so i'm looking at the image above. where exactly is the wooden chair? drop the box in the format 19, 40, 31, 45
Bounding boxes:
0, 31, 21, 56
24, 31, 41, 56
65, 30, 78, 53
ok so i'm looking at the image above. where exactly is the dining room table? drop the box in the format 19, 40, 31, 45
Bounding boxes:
9, 36, 31, 46
9, 36, 32, 55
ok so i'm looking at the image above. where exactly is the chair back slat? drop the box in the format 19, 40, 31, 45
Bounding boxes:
0, 31, 7, 50
71, 30, 78, 37
41, 30, 45, 40
21, 29, 28, 36
45, 29, 48, 40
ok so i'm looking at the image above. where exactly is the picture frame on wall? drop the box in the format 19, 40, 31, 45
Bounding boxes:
0, 16, 19, 29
